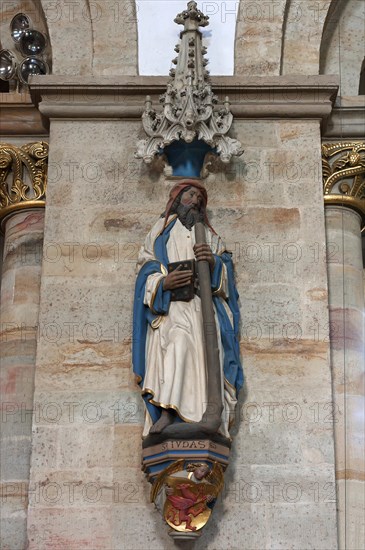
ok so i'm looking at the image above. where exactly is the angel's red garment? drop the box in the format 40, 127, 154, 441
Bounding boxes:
167, 484, 207, 531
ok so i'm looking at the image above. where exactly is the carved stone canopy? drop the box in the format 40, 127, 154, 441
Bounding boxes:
135, 1, 243, 174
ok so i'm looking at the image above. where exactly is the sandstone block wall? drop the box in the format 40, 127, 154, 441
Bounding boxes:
23, 115, 338, 549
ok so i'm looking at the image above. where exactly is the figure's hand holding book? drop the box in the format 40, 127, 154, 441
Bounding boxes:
167, 260, 195, 302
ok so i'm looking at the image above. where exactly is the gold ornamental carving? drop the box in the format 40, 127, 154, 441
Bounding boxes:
150, 460, 224, 538
0, 141, 48, 227
322, 142, 365, 225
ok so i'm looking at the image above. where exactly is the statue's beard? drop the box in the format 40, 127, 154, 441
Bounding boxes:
177, 204, 204, 230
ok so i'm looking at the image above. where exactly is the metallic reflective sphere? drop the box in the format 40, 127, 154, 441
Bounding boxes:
10, 13, 30, 42
0, 49, 17, 80
18, 57, 48, 84
19, 30, 47, 56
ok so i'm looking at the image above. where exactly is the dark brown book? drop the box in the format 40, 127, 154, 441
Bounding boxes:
168, 260, 195, 302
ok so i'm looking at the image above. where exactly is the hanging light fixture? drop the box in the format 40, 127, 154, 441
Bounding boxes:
0, 12, 50, 90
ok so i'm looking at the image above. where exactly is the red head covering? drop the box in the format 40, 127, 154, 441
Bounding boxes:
163, 179, 216, 234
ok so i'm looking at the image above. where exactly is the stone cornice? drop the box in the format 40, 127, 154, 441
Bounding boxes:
29, 75, 339, 122
323, 96, 365, 138
0, 92, 49, 136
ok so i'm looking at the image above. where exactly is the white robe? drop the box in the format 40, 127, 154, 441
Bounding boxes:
137, 216, 237, 437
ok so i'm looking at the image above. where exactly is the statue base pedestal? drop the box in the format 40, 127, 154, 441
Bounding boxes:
142, 438, 230, 481
145, 439, 229, 536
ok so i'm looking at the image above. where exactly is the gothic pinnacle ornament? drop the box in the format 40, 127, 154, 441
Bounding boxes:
135, 1, 243, 169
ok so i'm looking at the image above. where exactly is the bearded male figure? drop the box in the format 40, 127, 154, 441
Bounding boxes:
133, 180, 243, 438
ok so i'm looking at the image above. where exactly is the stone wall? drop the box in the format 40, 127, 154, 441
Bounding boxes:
22, 77, 339, 547
1, 0, 364, 548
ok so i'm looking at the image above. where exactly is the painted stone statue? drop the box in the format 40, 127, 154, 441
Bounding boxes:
133, 2, 245, 537
132, 180, 243, 440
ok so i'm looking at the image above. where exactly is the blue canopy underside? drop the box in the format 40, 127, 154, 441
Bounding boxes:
163, 139, 214, 178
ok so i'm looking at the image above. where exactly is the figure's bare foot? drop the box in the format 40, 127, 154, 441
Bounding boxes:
150, 410, 175, 434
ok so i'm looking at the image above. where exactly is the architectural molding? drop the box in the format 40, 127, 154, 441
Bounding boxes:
29, 75, 339, 122
322, 96, 365, 138
0, 92, 49, 136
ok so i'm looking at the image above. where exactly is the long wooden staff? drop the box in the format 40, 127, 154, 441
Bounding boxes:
194, 221, 223, 431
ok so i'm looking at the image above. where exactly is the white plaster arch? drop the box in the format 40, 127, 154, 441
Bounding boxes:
234, 0, 289, 76
281, 0, 336, 75
320, 0, 365, 96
